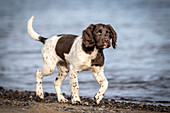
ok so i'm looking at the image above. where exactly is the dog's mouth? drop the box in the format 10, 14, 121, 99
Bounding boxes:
102, 39, 111, 48
97, 42, 111, 49
104, 42, 110, 48
102, 38, 111, 48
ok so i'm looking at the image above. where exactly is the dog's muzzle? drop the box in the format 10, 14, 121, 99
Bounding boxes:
103, 38, 111, 48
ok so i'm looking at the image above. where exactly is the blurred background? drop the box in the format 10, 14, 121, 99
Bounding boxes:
0, 0, 170, 105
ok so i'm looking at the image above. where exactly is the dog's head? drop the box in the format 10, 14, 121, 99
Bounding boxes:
82, 24, 117, 49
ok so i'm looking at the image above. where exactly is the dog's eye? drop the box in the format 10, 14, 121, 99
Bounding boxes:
98, 30, 102, 33
97, 30, 102, 35
106, 31, 110, 34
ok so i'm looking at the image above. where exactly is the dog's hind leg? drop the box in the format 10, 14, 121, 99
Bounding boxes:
36, 61, 57, 99
54, 61, 69, 103
36, 69, 44, 99
36, 44, 58, 99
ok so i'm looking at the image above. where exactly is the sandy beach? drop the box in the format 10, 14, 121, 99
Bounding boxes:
0, 101, 164, 113
0, 87, 169, 113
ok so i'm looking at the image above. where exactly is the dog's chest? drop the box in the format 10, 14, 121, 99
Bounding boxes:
63, 38, 103, 71
89, 47, 98, 59
75, 47, 99, 71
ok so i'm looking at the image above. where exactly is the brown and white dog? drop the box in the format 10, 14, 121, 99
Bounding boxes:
27, 16, 117, 104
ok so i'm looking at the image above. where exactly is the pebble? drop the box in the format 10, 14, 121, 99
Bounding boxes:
0, 86, 169, 112
83, 102, 89, 106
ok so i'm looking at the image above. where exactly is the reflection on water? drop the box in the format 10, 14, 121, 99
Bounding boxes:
0, 0, 170, 105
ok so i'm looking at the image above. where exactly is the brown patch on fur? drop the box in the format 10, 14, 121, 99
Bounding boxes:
91, 50, 104, 66
107, 25, 117, 49
82, 43, 95, 54
39, 36, 48, 44
57, 61, 68, 67
55, 34, 78, 60
82, 24, 117, 53
55, 77, 58, 81
82, 24, 96, 48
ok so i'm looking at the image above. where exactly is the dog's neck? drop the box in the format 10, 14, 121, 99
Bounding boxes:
82, 43, 95, 54
82, 43, 104, 54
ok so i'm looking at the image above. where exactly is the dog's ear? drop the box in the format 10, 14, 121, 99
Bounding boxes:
82, 24, 96, 48
107, 24, 117, 49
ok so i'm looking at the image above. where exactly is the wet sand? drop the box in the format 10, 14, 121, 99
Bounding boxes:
0, 87, 169, 113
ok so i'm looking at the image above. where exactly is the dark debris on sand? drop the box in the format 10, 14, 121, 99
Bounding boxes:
0, 86, 169, 112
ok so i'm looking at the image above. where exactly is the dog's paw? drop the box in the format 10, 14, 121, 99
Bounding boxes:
36, 93, 44, 99
59, 98, 69, 103
94, 95, 101, 105
71, 98, 81, 105
72, 100, 81, 105
58, 95, 69, 103
36, 91, 44, 99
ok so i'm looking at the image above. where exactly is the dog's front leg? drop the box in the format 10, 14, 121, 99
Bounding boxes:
92, 67, 108, 104
69, 66, 81, 104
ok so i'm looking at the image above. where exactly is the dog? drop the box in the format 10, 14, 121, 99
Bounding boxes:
27, 16, 117, 104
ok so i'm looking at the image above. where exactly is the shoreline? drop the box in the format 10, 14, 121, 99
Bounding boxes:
0, 86, 169, 113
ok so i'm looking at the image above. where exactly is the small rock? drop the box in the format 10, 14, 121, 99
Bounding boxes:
44, 92, 49, 97
0, 87, 4, 91
49, 93, 56, 96
83, 102, 89, 106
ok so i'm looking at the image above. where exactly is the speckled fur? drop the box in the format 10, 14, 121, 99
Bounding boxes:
34, 36, 108, 104
27, 16, 114, 104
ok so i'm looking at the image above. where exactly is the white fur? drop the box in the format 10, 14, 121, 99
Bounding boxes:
65, 37, 99, 71
27, 16, 40, 41
27, 16, 108, 104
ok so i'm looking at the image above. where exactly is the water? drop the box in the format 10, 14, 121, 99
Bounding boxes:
0, 0, 170, 105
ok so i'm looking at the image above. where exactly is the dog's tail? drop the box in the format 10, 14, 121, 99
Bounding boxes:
27, 16, 47, 44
